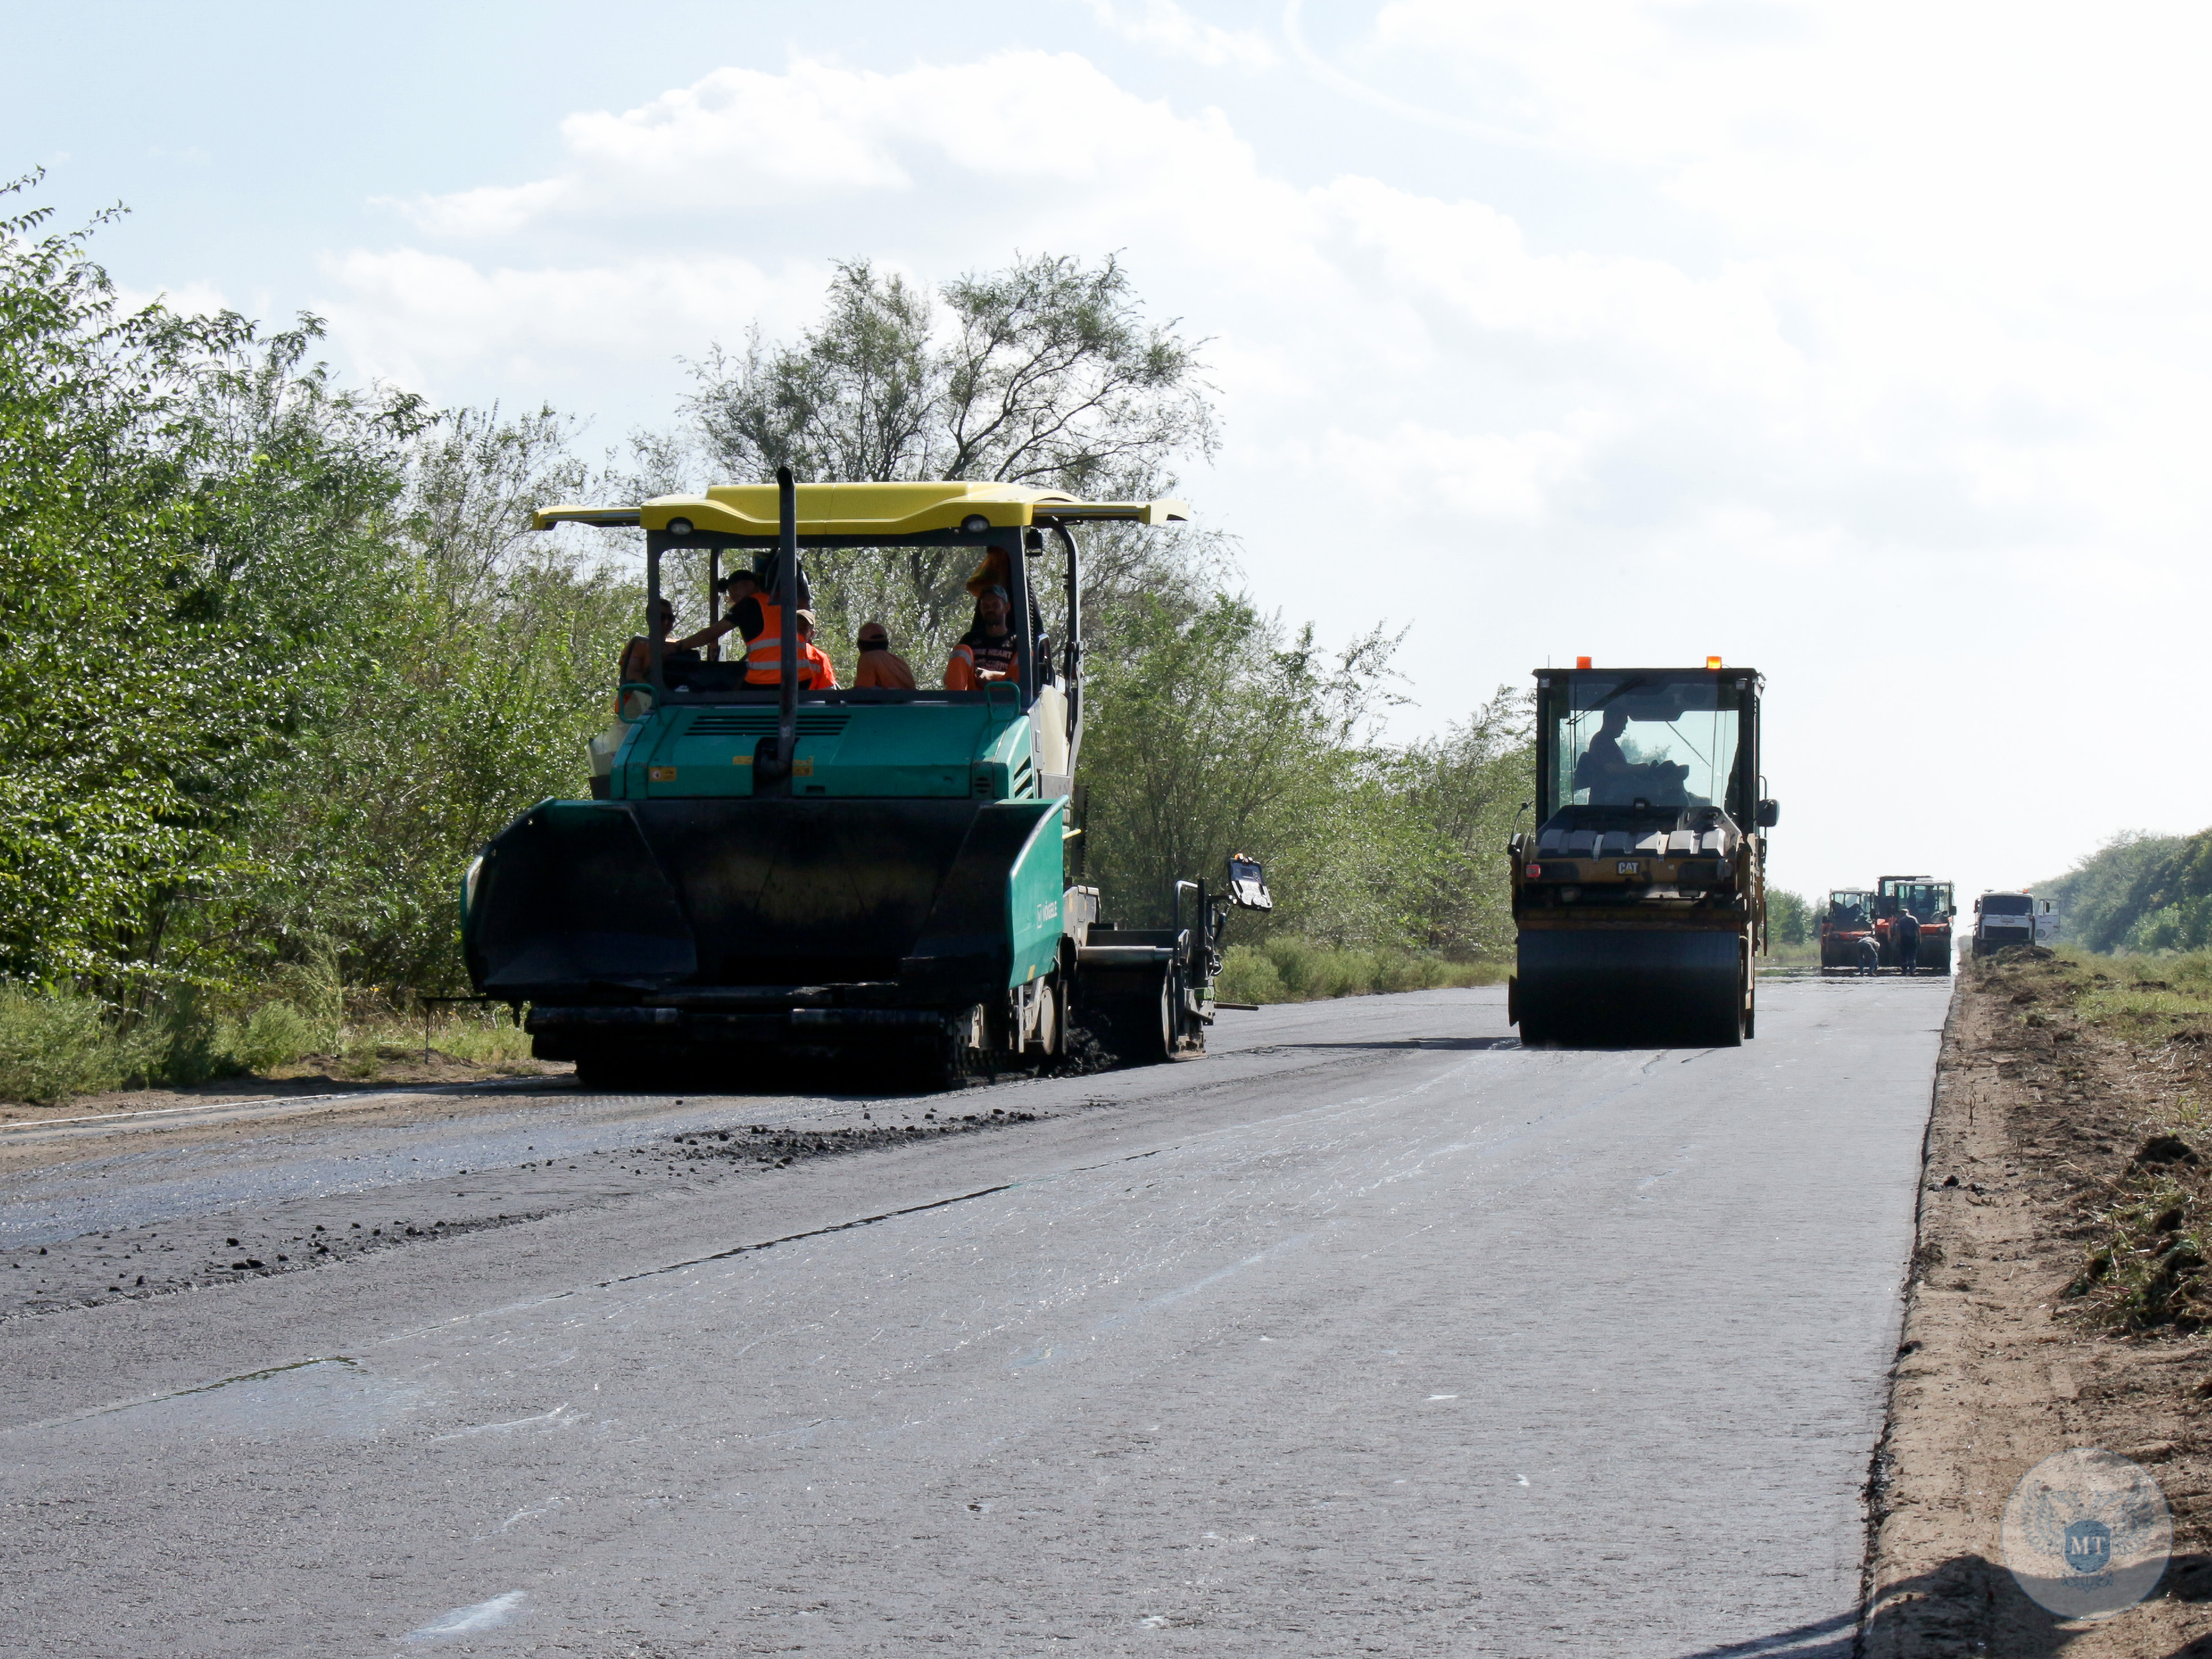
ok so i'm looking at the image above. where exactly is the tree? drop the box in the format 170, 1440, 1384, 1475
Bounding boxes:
682, 254, 1223, 669
226, 406, 636, 990
1766, 890, 1814, 948
0, 173, 428, 998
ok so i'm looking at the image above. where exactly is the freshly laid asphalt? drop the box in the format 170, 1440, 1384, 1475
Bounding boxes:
0, 975, 1948, 1657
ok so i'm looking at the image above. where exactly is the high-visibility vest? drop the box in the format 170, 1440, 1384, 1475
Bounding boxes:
743, 599, 788, 684
946, 630, 1018, 689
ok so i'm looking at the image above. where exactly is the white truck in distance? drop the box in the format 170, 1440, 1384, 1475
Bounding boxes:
1972, 891, 2060, 957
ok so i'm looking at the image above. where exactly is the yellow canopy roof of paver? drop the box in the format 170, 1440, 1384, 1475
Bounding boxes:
531, 481, 1190, 537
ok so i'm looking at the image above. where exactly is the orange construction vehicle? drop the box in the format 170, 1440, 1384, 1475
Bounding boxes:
1818, 889, 1877, 971
1875, 875, 1956, 975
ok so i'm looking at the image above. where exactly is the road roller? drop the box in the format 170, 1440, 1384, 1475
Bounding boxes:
1819, 888, 1877, 971
1507, 660, 1778, 1046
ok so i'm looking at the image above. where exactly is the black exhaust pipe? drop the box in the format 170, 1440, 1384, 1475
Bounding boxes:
776, 464, 799, 777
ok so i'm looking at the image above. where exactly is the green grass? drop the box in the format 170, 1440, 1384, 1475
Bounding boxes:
0, 986, 132, 1103
2056, 945, 2212, 1037
1215, 936, 1505, 1005
1757, 940, 1821, 968
0, 986, 544, 1106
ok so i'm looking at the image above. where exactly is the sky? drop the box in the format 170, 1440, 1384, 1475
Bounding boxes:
12, 0, 2212, 910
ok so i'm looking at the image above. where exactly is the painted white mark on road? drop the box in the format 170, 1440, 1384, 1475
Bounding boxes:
404, 1590, 525, 1641
1427, 1394, 1458, 1401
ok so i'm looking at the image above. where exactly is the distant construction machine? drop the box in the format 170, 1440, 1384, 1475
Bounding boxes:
1972, 891, 2060, 957
459, 474, 1270, 1086
1509, 659, 1778, 1046
1819, 889, 1877, 970
1876, 875, 1956, 975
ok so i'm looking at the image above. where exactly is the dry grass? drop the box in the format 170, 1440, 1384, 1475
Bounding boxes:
1981, 945, 2212, 1333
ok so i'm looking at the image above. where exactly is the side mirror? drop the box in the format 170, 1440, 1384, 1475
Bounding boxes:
1225, 854, 1273, 911
1755, 799, 1780, 828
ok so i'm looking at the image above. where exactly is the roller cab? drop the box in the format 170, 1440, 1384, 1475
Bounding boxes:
1508, 663, 1777, 1047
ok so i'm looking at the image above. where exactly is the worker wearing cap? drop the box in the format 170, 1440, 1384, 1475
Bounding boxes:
945, 586, 1020, 690
854, 622, 916, 690
796, 610, 837, 689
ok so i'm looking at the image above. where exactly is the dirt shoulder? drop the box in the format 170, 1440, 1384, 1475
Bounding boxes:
1865, 951, 2212, 1656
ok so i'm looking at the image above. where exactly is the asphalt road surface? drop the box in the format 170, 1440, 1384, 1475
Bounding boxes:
0, 976, 1948, 1657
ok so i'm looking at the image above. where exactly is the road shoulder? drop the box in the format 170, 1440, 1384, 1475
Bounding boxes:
1865, 955, 2212, 1657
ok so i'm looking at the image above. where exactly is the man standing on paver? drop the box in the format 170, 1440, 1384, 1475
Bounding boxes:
1894, 904, 1923, 976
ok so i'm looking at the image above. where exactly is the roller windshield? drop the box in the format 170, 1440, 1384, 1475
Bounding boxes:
1550, 675, 1746, 817
1828, 891, 1874, 927
1887, 882, 1953, 920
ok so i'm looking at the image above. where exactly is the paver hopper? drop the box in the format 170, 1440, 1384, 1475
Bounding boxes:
1507, 661, 1778, 1046
461, 474, 1268, 1086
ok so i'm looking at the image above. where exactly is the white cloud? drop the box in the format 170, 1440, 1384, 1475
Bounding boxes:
316, 246, 825, 398
114, 279, 230, 318
312, 23, 2212, 894
383, 53, 1250, 237
1081, 0, 1280, 69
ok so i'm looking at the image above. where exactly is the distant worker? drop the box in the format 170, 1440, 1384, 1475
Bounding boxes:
1895, 905, 1923, 976
945, 585, 1020, 690
721, 566, 762, 640
854, 621, 917, 690
1857, 932, 1881, 977
796, 610, 838, 689
618, 597, 737, 710
734, 555, 818, 686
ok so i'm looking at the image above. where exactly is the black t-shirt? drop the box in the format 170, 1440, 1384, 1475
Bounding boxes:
961, 627, 1018, 679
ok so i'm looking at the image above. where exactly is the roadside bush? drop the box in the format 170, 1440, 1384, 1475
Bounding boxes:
1213, 936, 1502, 1004
233, 1002, 321, 1073
0, 987, 127, 1103
1215, 946, 1287, 1006
428, 1006, 535, 1068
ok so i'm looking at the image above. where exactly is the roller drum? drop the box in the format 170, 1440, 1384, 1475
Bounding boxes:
1516, 928, 1744, 1048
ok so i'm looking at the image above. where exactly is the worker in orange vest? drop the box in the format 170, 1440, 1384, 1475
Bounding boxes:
854, 621, 917, 690
736, 555, 815, 686
796, 610, 838, 689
